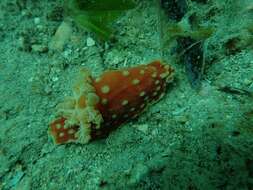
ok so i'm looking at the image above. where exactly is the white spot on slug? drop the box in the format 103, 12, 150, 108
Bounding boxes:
152, 72, 157, 78
139, 91, 146, 97
160, 72, 169, 79
95, 77, 101, 83
122, 100, 128, 106
140, 104, 145, 108
101, 98, 108, 105
132, 79, 140, 85
56, 124, 62, 130
153, 92, 158, 96
156, 86, 161, 91
122, 70, 129, 76
130, 107, 136, 111
140, 70, 145, 75
68, 129, 76, 135
101, 85, 110, 94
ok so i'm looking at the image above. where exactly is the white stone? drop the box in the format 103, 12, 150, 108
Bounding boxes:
86, 37, 95, 47
34, 17, 40, 25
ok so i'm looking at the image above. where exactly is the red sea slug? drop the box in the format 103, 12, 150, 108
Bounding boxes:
49, 60, 174, 144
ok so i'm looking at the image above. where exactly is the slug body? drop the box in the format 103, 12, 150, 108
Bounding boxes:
49, 60, 174, 144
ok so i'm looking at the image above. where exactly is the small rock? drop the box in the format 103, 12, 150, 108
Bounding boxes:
249, 83, 253, 91
133, 124, 149, 133
52, 76, 59, 82
49, 21, 72, 51
18, 36, 31, 51
244, 79, 252, 86
86, 37, 95, 47
31, 44, 48, 53
175, 115, 188, 124
21, 10, 27, 17
44, 85, 52, 95
34, 17, 40, 25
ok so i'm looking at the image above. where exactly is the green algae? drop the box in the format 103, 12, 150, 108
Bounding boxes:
65, 0, 136, 40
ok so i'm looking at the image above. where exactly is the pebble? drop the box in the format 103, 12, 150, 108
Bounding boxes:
175, 115, 188, 124
244, 79, 252, 86
52, 76, 59, 82
34, 17, 40, 25
44, 85, 52, 95
31, 44, 48, 53
133, 124, 149, 133
18, 36, 30, 51
86, 37, 95, 47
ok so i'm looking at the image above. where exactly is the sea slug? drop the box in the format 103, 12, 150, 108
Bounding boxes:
49, 60, 174, 144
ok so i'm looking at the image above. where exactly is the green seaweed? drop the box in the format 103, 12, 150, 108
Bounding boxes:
165, 23, 215, 45
65, 0, 136, 40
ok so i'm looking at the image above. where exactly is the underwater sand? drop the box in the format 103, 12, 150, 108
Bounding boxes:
0, 0, 253, 189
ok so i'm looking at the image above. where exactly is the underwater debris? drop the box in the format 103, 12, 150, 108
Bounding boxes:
165, 22, 214, 45
64, 0, 136, 40
178, 37, 204, 88
166, 21, 213, 88
159, 1, 214, 88
164, 21, 214, 88
218, 86, 253, 98
49, 60, 174, 144
47, 6, 66, 51
223, 30, 253, 55
49, 21, 72, 51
